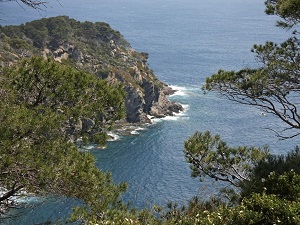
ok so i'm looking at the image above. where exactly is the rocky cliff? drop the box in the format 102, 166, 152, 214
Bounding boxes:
0, 16, 183, 124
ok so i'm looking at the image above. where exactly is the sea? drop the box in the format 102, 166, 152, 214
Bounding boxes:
1, 0, 299, 224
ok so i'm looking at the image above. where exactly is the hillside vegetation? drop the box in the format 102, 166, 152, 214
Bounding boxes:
0, 16, 182, 124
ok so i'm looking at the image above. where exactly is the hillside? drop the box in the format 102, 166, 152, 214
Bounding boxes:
0, 16, 182, 124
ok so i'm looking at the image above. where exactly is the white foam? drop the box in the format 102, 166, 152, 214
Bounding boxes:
131, 130, 139, 135
172, 104, 189, 118
169, 85, 188, 96
107, 131, 120, 141
82, 145, 95, 150
179, 104, 190, 115
136, 127, 146, 131
150, 117, 163, 124
0, 189, 43, 204
148, 106, 190, 124
17, 196, 42, 204
181, 104, 189, 110
163, 115, 181, 121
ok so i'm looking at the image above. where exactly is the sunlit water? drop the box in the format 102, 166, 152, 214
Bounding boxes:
1, 0, 299, 224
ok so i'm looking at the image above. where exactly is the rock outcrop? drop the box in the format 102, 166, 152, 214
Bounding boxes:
124, 81, 183, 123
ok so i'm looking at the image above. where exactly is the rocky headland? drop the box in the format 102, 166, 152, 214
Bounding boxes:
0, 16, 183, 131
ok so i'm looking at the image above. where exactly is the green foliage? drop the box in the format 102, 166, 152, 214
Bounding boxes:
241, 147, 300, 198
240, 192, 300, 225
200, 190, 300, 225
0, 16, 128, 56
22, 21, 49, 48
183, 132, 300, 224
255, 146, 300, 176
205, 37, 300, 139
150, 171, 300, 225
1, 56, 125, 144
265, 0, 300, 28
6, 37, 30, 49
230, 172, 300, 225
206, 38, 300, 98
0, 56, 127, 221
184, 131, 269, 186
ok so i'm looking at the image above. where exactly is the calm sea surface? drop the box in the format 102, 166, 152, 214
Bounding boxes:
2, 0, 299, 224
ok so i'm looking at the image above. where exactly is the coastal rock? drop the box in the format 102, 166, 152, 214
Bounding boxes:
162, 86, 177, 95
123, 77, 183, 123
124, 85, 150, 123
168, 102, 184, 114
149, 88, 184, 118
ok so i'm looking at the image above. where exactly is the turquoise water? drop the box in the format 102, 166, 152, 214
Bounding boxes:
2, 0, 299, 224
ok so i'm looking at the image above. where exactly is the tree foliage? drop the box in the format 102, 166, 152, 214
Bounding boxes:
184, 131, 269, 187
157, 160, 300, 225
1, 56, 125, 144
0, 56, 127, 222
241, 146, 300, 198
205, 36, 300, 139
265, 0, 300, 28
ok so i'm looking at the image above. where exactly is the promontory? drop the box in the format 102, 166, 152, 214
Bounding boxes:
0, 16, 183, 128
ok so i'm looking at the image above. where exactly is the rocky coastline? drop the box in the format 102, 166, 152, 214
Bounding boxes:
0, 16, 184, 137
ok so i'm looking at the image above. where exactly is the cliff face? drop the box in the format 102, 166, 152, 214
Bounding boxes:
0, 16, 183, 124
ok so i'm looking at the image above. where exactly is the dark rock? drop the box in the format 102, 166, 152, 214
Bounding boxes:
168, 102, 184, 113
81, 118, 95, 132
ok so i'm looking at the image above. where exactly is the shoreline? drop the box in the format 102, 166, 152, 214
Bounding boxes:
109, 86, 186, 138
80, 85, 188, 150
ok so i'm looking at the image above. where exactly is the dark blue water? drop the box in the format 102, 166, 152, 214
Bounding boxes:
2, 0, 299, 224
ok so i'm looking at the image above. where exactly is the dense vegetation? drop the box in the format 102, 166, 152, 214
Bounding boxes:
0, 56, 127, 222
0, 15, 159, 87
0, 15, 125, 67
1, 0, 300, 224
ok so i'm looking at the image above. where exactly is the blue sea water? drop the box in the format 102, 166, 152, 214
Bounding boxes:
1, 0, 299, 224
